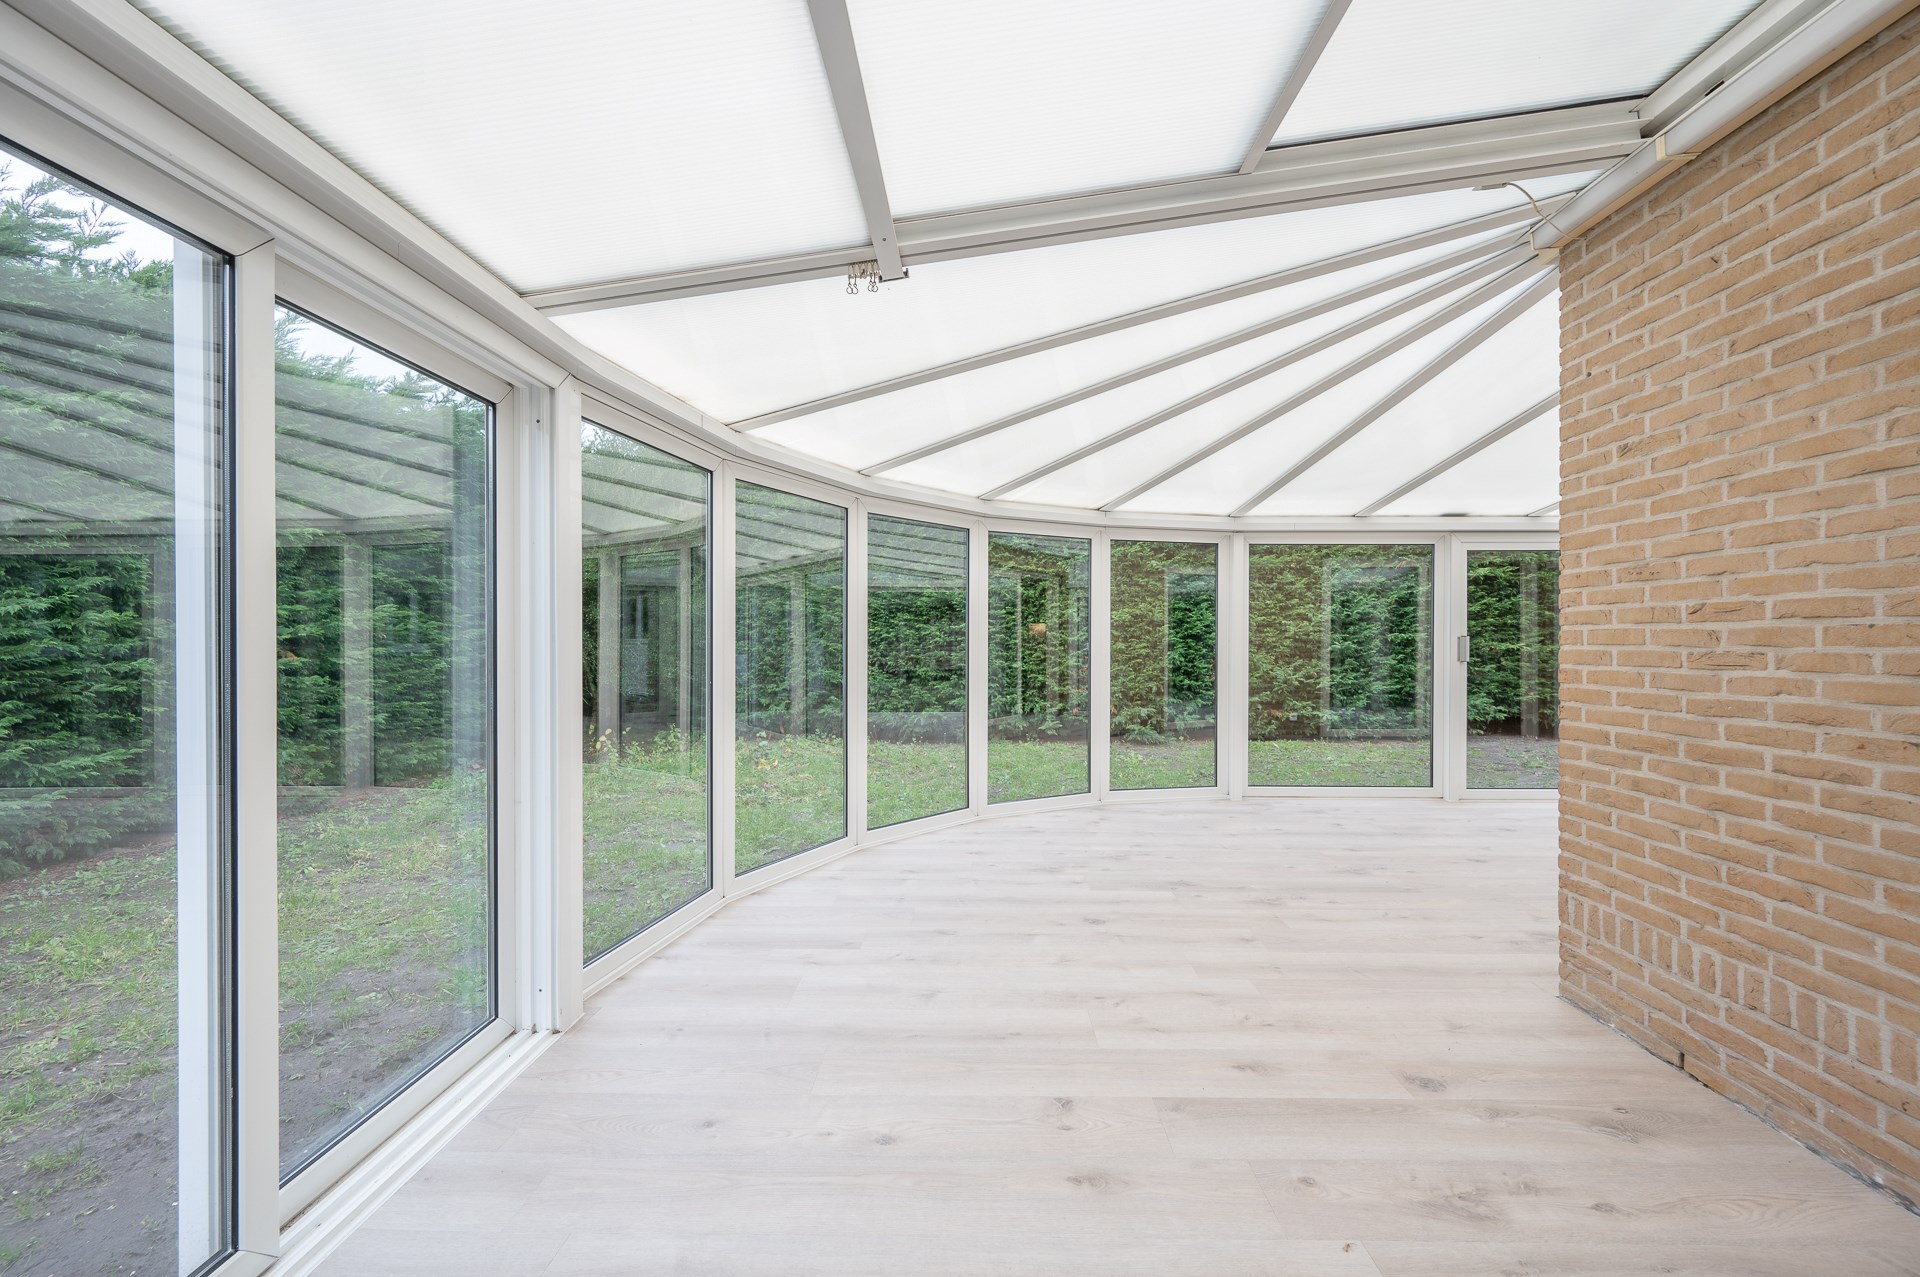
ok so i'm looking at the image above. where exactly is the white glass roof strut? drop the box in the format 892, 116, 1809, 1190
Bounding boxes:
976, 243, 1536, 500
1237, 0, 1355, 175
1227, 269, 1558, 517
1351, 391, 1559, 516
1095, 258, 1541, 511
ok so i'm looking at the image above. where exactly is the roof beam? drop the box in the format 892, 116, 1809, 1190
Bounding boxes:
973, 245, 1534, 500
1094, 260, 1540, 512
803, 0, 904, 280
742, 200, 1557, 431
526, 104, 1636, 313
1527, 500, 1561, 518
1352, 392, 1558, 516
1238, 0, 1353, 175
1228, 271, 1557, 517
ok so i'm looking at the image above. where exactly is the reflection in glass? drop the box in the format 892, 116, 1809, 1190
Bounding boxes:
868, 516, 968, 828
1248, 543, 1433, 787
0, 151, 231, 1273
988, 532, 1091, 802
735, 483, 846, 871
1467, 550, 1559, 789
1111, 541, 1217, 790
581, 425, 711, 960
274, 307, 493, 1178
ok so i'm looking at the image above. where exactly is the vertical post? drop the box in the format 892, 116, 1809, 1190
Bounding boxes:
1441, 536, 1467, 800
1520, 554, 1540, 741
172, 239, 221, 1277
676, 545, 693, 745
968, 524, 988, 813
847, 502, 868, 838
1090, 530, 1111, 800
552, 383, 584, 1028
230, 242, 280, 1259
341, 540, 373, 787
1221, 535, 1248, 799
596, 550, 619, 754
712, 471, 738, 894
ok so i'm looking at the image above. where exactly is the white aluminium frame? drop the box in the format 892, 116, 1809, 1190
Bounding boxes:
1447, 531, 1562, 803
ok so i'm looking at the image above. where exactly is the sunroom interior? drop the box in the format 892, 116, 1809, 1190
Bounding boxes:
2, 0, 1918, 1274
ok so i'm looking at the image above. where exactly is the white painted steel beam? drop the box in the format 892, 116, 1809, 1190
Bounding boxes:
1353, 391, 1559, 516
1097, 260, 1540, 512
1238, 0, 1354, 174
1230, 270, 1557, 516
526, 105, 1637, 313
804, 0, 905, 280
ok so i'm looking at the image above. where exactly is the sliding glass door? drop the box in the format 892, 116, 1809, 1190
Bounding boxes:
0, 146, 234, 1276
1464, 549, 1559, 791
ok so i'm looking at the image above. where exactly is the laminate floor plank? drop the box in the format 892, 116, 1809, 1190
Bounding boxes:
312, 800, 1920, 1277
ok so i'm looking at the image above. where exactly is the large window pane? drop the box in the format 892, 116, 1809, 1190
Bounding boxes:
275, 307, 493, 1178
1467, 549, 1560, 790
735, 482, 845, 871
988, 532, 1091, 802
1111, 540, 1217, 790
868, 516, 968, 829
581, 424, 711, 960
1248, 543, 1433, 787
0, 151, 231, 1274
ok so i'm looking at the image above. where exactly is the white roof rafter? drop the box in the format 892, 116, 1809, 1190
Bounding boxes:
1095, 259, 1541, 511
1238, 0, 1353, 174
1228, 270, 1558, 516
1353, 391, 1558, 516
973, 243, 1536, 499
804, 0, 905, 280
742, 197, 1562, 432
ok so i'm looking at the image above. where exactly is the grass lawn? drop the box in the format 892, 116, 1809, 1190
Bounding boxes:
1467, 733, 1559, 789
1111, 738, 1217, 791
867, 740, 966, 830
735, 733, 847, 874
583, 736, 710, 961
988, 739, 1090, 804
1248, 738, 1433, 787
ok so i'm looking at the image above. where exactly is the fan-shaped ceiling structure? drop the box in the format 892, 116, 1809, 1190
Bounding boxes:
128, 0, 1788, 518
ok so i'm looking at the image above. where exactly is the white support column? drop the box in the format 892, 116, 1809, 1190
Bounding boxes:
968, 523, 989, 814
712, 469, 739, 894
1221, 535, 1249, 801
230, 242, 280, 1261
847, 502, 869, 837
1442, 535, 1469, 801
546, 381, 584, 1030
171, 237, 221, 1277
1090, 530, 1111, 800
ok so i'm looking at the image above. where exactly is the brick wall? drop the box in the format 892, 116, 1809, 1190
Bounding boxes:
1557, 12, 1920, 1207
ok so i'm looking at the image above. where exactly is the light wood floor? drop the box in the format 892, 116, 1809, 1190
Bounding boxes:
317, 800, 1920, 1276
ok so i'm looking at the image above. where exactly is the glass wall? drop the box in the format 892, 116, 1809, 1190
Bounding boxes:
735, 482, 846, 871
1110, 540, 1218, 790
581, 424, 711, 960
987, 532, 1092, 802
1467, 549, 1559, 790
868, 516, 968, 828
0, 150, 231, 1275
1248, 543, 1434, 788
275, 307, 493, 1178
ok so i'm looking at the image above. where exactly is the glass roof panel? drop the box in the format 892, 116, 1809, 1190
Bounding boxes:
132, 0, 868, 290
847, 0, 1325, 216
1272, 0, 1763, 145
1115, 274, 1538, 514
554, 182, 1579, 423
1254, 291, 1560, 515
1375, 409, 1561, 516
754, 240, 1514, 472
